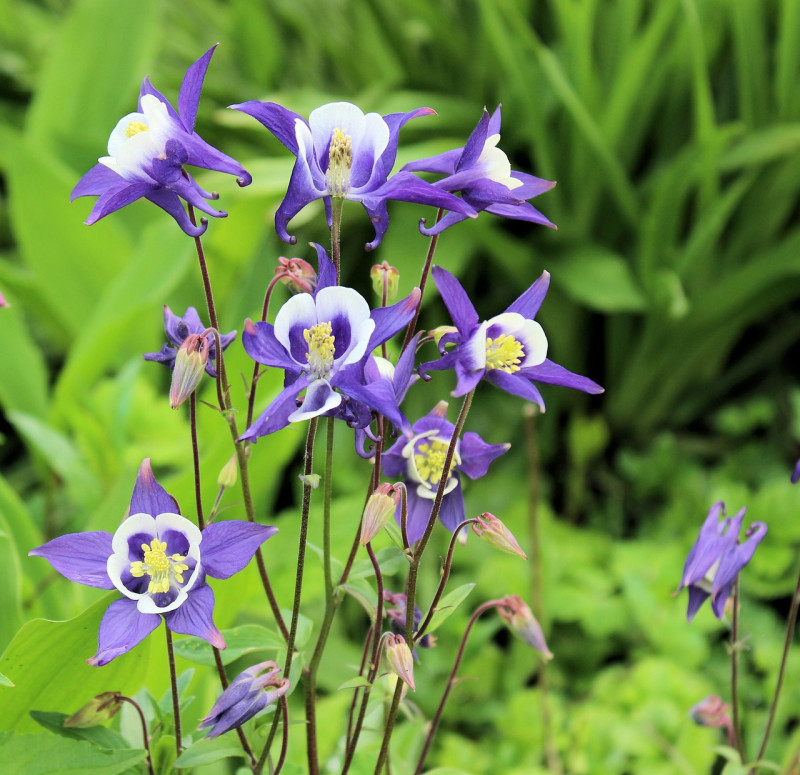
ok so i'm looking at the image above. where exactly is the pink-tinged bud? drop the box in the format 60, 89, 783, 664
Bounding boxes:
275, 257, 317, 295
361, 483, 400, 545
217, 454, 238, 488
498, 595, 553, 660
385, 633, 415, 691
64, 691, 122, 727
472, 513, 528, 560
170, 333, 210, 409
370, 261, 400, 302
689, 695, 732, 729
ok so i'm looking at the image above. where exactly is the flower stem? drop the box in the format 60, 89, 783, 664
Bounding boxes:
164, 625, 182, 757
331, 198, 344, 281
413, 601, 502, 774
246, 275, 282, 430
755, 558, 800, 763
274, 696, 289, 775
731, 579, 746, 762
189, 394, 205, 530
117, 695, 154, 775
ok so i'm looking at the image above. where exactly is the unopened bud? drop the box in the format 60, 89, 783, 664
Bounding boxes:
170, 333, 210, 409
361, 484, 400, 545
472, 513, 527, 560
497, 595, 552, 660
299, 473, 321, 489
430, 325, 458, 347
370, 261, 400, 302
275, 257, 317, 295
689, 695, 731, 729
217, 455, 238, 489
64, 692, 122, 727
384, 634, 415, 691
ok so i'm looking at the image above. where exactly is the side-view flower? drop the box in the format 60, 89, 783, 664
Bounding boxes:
421, 265, 604, 409
71, 45, 251, 236
229, 100, 477, 249
29, 459, 277, 665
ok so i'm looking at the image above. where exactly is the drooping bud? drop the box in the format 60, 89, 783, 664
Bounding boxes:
689, 695, 732, 729
384, 633, 415, 691
472, 513, 528, 560
497, 595, 553, 660
64, 692, 122, 727
275, 256, 317, 295
361, 483, 401, 545
430, 325, 459, 346
169, 333, 210, 409
370, 261, 400, 303
217, 454, 238, 489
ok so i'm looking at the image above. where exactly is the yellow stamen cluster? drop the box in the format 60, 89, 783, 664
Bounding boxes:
414, 438, 449, 485
304, 322, 336, 377
485, 333, 524, 373
125, 121, 148, 138
130, 538, 189, 595
326, 128, 353, 197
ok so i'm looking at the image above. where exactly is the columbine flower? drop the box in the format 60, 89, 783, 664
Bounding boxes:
29, 459, 277, 665
71, 46, 251, 237
403, 106, 555, 235
228, 100, 476, 249
143, 305, 236, 379
382, 401, 509, 544
677, 502, 767, 621
497, 595, 553, 659
199, 661, 289, 739
240, 245, 419, 440
384, 590, 436, 650
420, 265, 603, 409
275, 256, 317, 295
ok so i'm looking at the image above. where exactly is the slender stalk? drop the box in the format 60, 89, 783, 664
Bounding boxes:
755, 560, 800, 764
189, 394, 205, 530
246, 275, 282, 430
165, 625, 182, 757
373, 680, 404, 775
304, 418, 336, 775
400, 208, 444, 354
345, 624, 374, 747
274, 697, 290, 775
117, 695, 154, 775
413, 601, 501, 774
331, 198, 344, 280
731, 580, 746, 762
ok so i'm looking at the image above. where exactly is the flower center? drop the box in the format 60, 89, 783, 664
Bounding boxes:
326, 128, 353, 197
304, 321, 336, 377
414, 438, 450, 486
130, 538, 189, 595
125, 120, 148, 138
485, 333, 524, 372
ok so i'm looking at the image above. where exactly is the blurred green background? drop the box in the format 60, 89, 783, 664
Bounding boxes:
1, 0, 800, 772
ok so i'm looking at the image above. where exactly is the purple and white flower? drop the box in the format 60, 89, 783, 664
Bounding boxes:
420, 265, 603, 409
677, 502, 767, 621
228, 100, 476, 249
241, 245, 419, 440
29, 459, 277, 665
382, 401, 509, 544
403, 106, 556, 236
72, 45, 251, 237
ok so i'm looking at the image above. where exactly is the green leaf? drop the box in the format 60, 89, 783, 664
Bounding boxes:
424, 584, 477, 635
29, 711, 129, 751
0, 303, 48, 417
0, 731, 145, 774
556, 248, 646, 313
174, 736, 243, 768
337, 675, 372, 691
0, 595, 152, 732
172, 625, 284, 667
339, 577, 377, 618
0, 672, 14, 688
0, 504, 22, 653
349, 547, 407, 579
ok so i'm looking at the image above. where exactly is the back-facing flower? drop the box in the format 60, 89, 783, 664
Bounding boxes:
402, 106, 556, 236
229, 100, 476, 249
421, 265, 603, 409
29, 459, 277, 665
72, 45, 251, 237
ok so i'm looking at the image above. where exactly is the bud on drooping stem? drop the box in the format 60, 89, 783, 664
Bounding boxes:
275, 256, 317, 295
217, 454, 238, 489
370, 261, 400, 303
169, 333, 210, 409
361, 483, 401, 545
472, 513, 528, 559
384, 633, 415, 692
64, 692, 123, 727
497, 595, 553, 660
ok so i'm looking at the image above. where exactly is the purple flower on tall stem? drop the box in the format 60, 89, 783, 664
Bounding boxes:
420, 265, 603, 409
402, 106, 556, 235
382, 401, 509, 544
143, 305, 236, 378
228, 100, 476, 249
29, 459, 277, 665
71, 45, 251, 237
241, 245, 419, 440
677, 502, 767, 621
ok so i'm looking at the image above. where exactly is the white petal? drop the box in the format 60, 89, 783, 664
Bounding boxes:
314, 286, 373, 365
288, 378, 342, 422
112, 513, 158, 556
486, 312, 548, 368
273, 292, 318, 358
137, 588, 189, 614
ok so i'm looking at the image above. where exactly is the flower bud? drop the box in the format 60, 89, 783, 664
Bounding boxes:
361, 483, 400, 545
497, 595, 552, 660
689, 695, 731, 729
472, 513, 527, 560
430, 325, 458, 346
275, 257, 317, 295
384, 633, 415, 691
169, 333, 210, 409
370, 261, 400, 302
217, 454, 238, 489
64, 692, 122, 727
